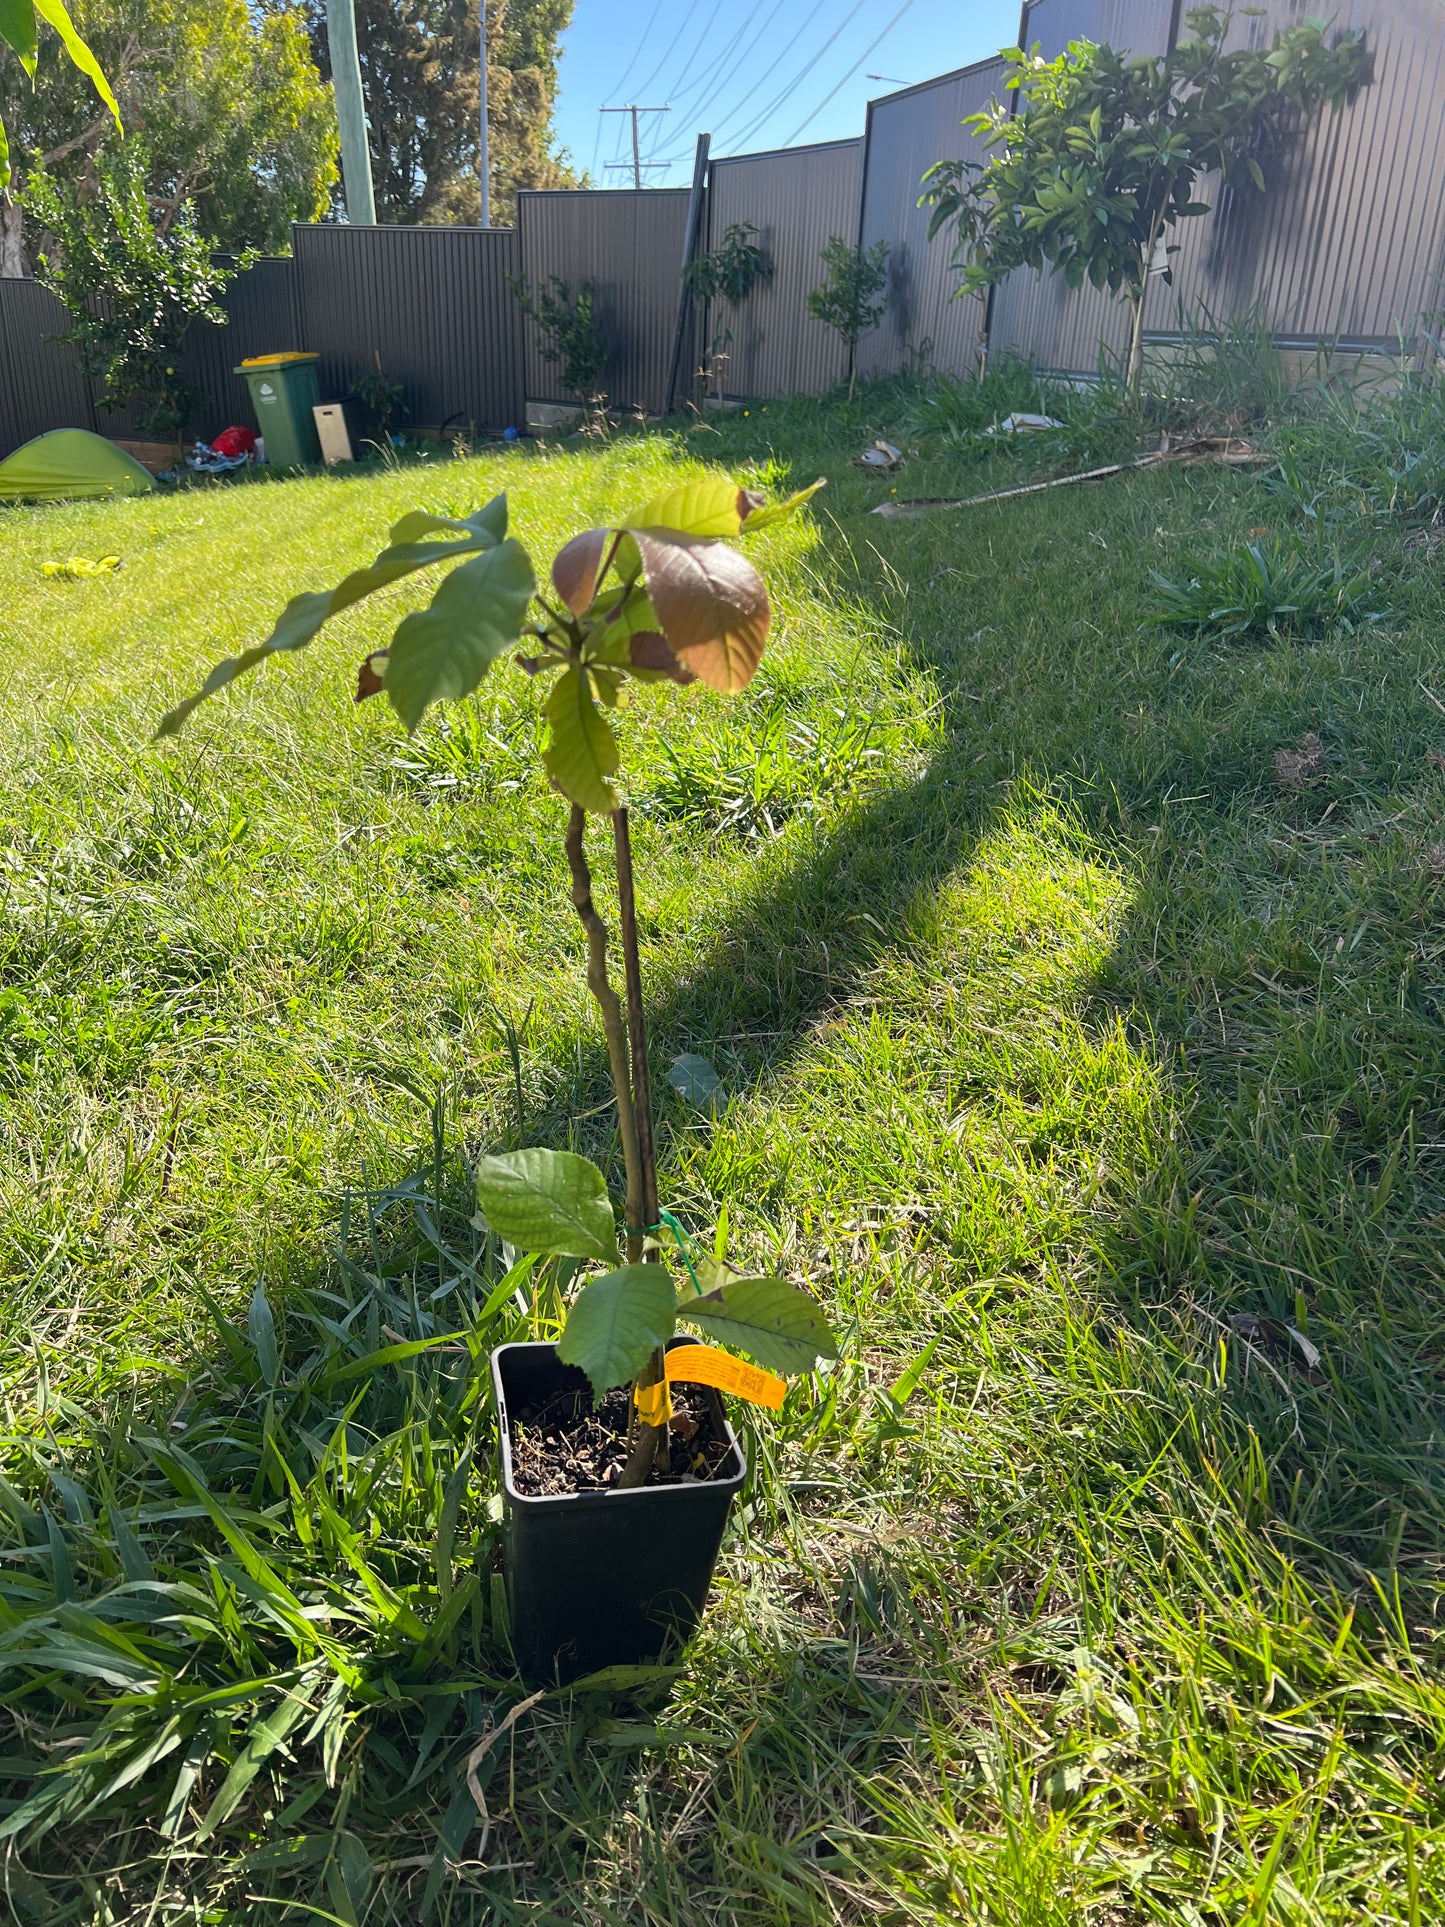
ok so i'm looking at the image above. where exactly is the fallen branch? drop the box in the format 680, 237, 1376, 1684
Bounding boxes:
871, 438, 1265, 519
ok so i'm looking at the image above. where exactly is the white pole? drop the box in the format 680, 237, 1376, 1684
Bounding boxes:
479, 2, 491, 225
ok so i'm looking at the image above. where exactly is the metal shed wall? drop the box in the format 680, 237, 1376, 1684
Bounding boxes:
516, 189, 690, 413
706, 139, 861, 399
0, 278, 94, 457
857, 59, 1009, 380
182, 257, 301, 434
1142, 0, 1445, 350
1019, 0, 1169, 59
291, 224, 524, 434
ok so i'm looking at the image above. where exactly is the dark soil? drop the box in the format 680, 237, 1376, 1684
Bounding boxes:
510, 1382, 738, 1495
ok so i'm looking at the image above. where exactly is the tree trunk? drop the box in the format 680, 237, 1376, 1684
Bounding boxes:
611, 808, 669, 1489
0, 196, 27, 279
846, 343, 857, 406
1126, 286, 1146, 395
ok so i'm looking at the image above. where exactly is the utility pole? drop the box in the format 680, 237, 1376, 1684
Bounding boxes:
328, 0, 376, 225
599, 104, 670, 189
479, 0, 491, 225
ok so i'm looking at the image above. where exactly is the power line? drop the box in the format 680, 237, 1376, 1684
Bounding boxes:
652, 0, 837, 163
780, 0, 920, 146
600, 0, 667, 106
713, 0, 868, 154
628, 0, 716, 107
668, 0, 793, 130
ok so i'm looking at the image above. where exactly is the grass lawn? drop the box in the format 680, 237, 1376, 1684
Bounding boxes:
1, 382, 1443, 1923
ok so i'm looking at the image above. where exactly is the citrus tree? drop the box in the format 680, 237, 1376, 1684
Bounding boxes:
923, 6, 1369, 391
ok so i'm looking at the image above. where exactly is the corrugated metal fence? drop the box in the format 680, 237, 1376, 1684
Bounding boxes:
3, 0, 1444, 459
0, 226, 525, 461
515, 189, 691, 413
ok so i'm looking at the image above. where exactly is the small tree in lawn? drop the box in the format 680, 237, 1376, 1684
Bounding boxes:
511, 274, 608, 414
806, 235, 889, 404
27, 145, 245, 439
157, 471, 838, 1488
922, 6, 1369, 394
682, 220, 772, 402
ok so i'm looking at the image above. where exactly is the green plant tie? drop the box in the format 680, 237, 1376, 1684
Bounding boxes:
628, 1209, 706, 1294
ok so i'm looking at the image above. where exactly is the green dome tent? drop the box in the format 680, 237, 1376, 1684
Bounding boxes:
0, 429, 157, 504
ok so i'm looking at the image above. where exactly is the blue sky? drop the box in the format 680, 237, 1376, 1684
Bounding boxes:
551, 0, 1023, 186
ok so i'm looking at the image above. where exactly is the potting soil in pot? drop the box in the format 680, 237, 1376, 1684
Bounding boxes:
510, 1381, 737, 1494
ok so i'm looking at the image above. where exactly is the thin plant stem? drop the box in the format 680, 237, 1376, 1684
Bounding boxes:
614, 807, 669, 1484
563, 804, 661, 1491
563, 805, 641, 1227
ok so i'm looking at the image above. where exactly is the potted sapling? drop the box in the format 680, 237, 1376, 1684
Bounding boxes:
157, 469, 838, 1682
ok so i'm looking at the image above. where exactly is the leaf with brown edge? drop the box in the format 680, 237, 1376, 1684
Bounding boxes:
631, 531, 770, 694
355, 652, 388, 702
623, 477, 752, 540
628, 632, 697, 685
552, 528, 612, 616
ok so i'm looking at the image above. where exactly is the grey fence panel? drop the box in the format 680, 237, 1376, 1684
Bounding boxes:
1144, 0, 1445, 350
291, 224, 525, 435
706, 139, 861, 399
987, 2, 1168, 373
857, 59, 1010, 380
182, 257, 301, 436
517, 189, 690, 413
0, 278, 93, 458
1020, 0, 1169, 58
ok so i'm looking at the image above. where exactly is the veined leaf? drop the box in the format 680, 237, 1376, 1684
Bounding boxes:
475, 1148, 618, 1263
631, 531, 770, 693
383, 537, 535, 730
552, 527, 612, 614
0, 0, 37, 67
542, 664, 621, 811
156, 497, 511, 736
556, 1265, 677, 1397
624, 477, 757, 539
680, 1274, 838, 1375
740, 478, 827, 531
33, 0, 117, 125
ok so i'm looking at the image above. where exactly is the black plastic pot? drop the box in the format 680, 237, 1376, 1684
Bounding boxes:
490, 1340, 746, 1684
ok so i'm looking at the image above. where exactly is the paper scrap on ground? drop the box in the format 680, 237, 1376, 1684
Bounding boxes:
634, 1343, 787, 1426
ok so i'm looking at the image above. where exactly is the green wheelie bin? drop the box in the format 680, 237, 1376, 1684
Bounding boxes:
235, 352, 322, 467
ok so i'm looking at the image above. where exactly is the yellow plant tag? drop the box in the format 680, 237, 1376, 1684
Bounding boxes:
633, 1344, 787, 1425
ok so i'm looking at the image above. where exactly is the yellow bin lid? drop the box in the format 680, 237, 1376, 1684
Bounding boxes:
239, 352, 318, 368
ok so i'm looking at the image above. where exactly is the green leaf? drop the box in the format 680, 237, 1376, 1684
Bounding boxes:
740, 478, 827, 532
196, 1686, 312, 1840
624, 477, 754, 539
556, 1265, 677, 1397
542, 664, 621, 812
155, 497, 512, 736
475, 1148, 618, 1263
247, 1281, 279, 1388
666, 1053, 725, 1113
0, 105, 11, 193
0, 0, 37, 68
33, 0, 117, 125
383, 538, 535, 730
680, 1274, 838, 1375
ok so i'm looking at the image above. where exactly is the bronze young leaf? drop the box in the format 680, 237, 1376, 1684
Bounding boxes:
629, 532, 769, 694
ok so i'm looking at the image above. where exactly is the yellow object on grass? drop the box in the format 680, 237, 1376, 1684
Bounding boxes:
41, 554, 122, 579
